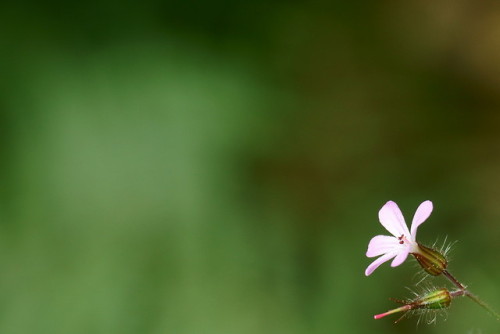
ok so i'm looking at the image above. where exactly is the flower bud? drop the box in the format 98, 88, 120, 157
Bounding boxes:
413, 288, 451, 310
374, 288, 452, 320
411, 243, 447, 276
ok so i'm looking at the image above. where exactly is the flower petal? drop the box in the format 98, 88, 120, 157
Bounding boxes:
366, 235, 400, 257
390, 248, 409, 267
410, 200, 433, 240
378, 201, 410, 238
365, 252, 397, 276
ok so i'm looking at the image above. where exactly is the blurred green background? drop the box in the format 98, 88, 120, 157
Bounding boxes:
0, 1, 499, 333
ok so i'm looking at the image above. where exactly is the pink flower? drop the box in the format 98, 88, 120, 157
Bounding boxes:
365, 200, 433, 276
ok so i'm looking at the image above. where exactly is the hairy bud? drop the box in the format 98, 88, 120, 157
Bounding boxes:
411, 243, 447, 276
374, 288, 452, 321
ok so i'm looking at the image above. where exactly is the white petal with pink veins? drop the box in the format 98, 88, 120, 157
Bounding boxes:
410, 200, 433, 240
390, 248, 409, 267
366, 235, 400, 258
365, 252, 397, 276
378, 201, 411, 238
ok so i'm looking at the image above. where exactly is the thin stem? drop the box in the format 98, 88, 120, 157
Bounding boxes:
464, 290, 500, 320
442, 270, 466, 290
449, 289, 465, 298
443, 270, 500, 320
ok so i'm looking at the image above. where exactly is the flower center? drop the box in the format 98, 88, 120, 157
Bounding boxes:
398, 235, 409, 245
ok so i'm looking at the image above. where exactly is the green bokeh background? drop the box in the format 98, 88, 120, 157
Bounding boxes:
1, 1, 499, 333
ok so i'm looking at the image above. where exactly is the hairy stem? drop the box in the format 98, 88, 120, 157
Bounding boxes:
444, 270, 500, 320
464, 290, 500, 320
449, 289, 465, 298
442, 270, 466, 290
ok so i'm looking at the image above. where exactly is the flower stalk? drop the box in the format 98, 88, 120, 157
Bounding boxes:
464, 291, 500, 320
443, 270, 500, 320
